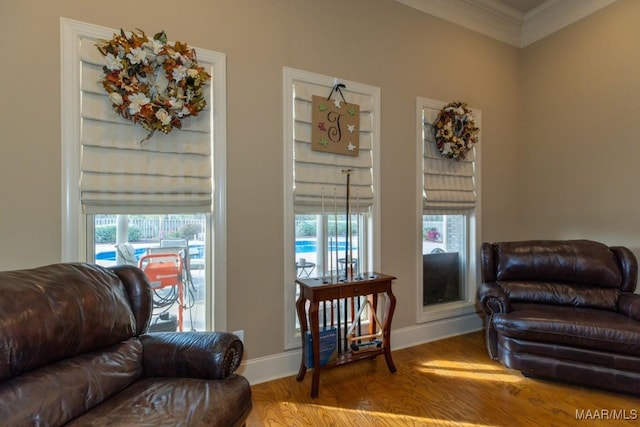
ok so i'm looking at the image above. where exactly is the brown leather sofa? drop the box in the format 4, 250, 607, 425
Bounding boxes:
0, 263, 252, 426
477, 240, 640, 395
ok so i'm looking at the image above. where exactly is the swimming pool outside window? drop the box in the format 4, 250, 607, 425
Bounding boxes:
295, 214, 365, 279
293, 213, 370, 330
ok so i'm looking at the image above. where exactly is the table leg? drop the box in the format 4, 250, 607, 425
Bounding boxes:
309, 301, 321, 398
296, 292, 308, 381
370, 293, 378, 336
383, 286, 397, 373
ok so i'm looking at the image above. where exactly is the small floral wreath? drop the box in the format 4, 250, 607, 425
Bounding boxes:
96, 29, 211, 144
432, 101, 479, 160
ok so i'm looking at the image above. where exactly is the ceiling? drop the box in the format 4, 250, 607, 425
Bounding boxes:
395, 0, 618, 47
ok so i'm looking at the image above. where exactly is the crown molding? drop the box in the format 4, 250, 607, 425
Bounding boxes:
395, 0, 618, 48
521, 0, 618, 47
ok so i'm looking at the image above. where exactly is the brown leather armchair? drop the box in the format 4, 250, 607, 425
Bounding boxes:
477, 240, 640, 395
0, 263, 252, 426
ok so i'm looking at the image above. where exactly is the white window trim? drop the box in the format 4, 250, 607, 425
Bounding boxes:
60, 18, 228, 330
415, 97, 481, 323
283, 67, 381, 350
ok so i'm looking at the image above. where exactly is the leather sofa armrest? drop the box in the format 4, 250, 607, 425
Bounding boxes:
618, 293, 640, 321
476, 282, 510, 315
476, 282, 509, 361
140, 331, 243, 379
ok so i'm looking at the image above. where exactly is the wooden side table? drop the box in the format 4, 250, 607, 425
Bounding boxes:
295, 272, 397, 398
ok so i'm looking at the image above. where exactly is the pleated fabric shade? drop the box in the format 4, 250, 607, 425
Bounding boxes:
78, 36, 213, 214
422, 103, 478, 211
293, 81, 375, 213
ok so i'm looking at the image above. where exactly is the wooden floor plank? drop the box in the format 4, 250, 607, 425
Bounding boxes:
246, 331, 639, 426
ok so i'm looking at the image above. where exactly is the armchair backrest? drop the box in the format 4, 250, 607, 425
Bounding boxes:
0, 263, 152, 381
481, 240, 638, 309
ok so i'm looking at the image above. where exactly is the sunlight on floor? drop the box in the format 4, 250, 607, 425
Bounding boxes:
418, 359, 523, 383
274, 403, 498, 426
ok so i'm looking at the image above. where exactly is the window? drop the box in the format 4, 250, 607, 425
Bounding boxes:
90, 214, 210, 332
294, 211, 371, 324
61, 19, 228, 331
295, 212, 369, 278
422, 214, 466, 305
416, 97, 480, 322
284, 67, 381, 349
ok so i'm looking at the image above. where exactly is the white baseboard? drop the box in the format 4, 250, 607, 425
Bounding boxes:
238, 313, 483, 385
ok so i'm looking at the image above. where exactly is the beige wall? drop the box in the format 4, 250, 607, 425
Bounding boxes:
1, 0, 523, 359
520, 0, 640, 254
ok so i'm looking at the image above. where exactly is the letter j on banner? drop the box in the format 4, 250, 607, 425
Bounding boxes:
311, 94, 360, 156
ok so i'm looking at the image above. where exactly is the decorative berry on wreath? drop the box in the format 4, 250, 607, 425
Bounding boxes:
432, 101, 479, 160
96, 29, 211, 144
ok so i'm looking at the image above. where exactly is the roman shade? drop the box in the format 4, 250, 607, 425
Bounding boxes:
422, 103, 478, 210
293, 81, 375, 213
78, 36, 213, 214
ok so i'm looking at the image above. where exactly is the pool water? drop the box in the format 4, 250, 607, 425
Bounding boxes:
95, 244, 205, 262
295, 240, 356, 254
96, 241, 353, 259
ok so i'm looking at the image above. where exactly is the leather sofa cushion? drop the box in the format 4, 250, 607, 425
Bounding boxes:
0, 263, 137, 380
495, 240, 622, 288
498, 335, 640, 395
65, 376, 252, 427
493, 303, 640, 356
499, 335, 640, 373
0, 338, 142, 427
497, 281, 619, 310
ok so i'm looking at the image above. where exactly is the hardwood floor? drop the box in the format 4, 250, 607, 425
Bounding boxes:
246, 331, 639, 426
